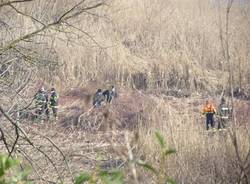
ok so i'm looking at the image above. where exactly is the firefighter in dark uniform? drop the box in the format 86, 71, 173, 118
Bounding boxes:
217, 97, 229, 130
35, 87, 49, 120
50, 88, 59, 119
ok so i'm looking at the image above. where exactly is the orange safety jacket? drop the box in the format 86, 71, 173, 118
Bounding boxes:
202, 103, 216, 114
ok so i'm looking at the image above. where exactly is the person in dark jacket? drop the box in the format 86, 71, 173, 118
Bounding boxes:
93, 89, 105, 107
50, 88, 59, 119
103, 85, 117, 103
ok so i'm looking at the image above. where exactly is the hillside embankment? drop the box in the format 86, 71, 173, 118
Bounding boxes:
1, 84, 249, 183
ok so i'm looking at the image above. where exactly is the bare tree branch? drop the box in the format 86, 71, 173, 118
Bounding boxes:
0, 126, 11, 155
35, 132, 75, 183
0, 1, 105, 55
56, 0, 86, 23
0, 0, 33, 8
60, 2, 105, 22
8, 121, 19, 157
64, 22, 103, 48
17, 149, 45, 184
0, 106, 64, 182
0, 106, 33, 145
8, 4, 45, 26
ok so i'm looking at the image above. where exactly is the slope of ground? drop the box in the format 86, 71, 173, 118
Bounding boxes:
0, 86, 249, 183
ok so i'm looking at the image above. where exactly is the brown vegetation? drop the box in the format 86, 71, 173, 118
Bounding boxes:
0, 0, 250, 183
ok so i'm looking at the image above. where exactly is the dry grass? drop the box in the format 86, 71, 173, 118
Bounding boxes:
49, 0, 250, 95
135, 97, 250, 183
1, 88, 249, 183
1, 0, 250, 183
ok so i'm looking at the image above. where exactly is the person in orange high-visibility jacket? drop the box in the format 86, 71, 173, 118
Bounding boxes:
202, 100, 216, 130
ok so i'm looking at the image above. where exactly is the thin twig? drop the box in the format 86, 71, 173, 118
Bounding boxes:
78, 106, 94, 124
0, 126, 11, 154
0, 0, 33, 8
35, 132, 75, 183
17, 149, 46, 184
8, 121, 19, 157
8, 4, 45, 26
125, 131, 139, 184
0, 106, 63, 182
57, 0, 86, 23
0, 1, 106, 55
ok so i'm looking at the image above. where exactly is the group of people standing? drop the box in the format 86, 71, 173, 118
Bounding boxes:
33, 85, 116, 121
93, 85, 117, 108
33, 84, 230, 130
35, 87, 59, 120
202, 97, 230, 131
